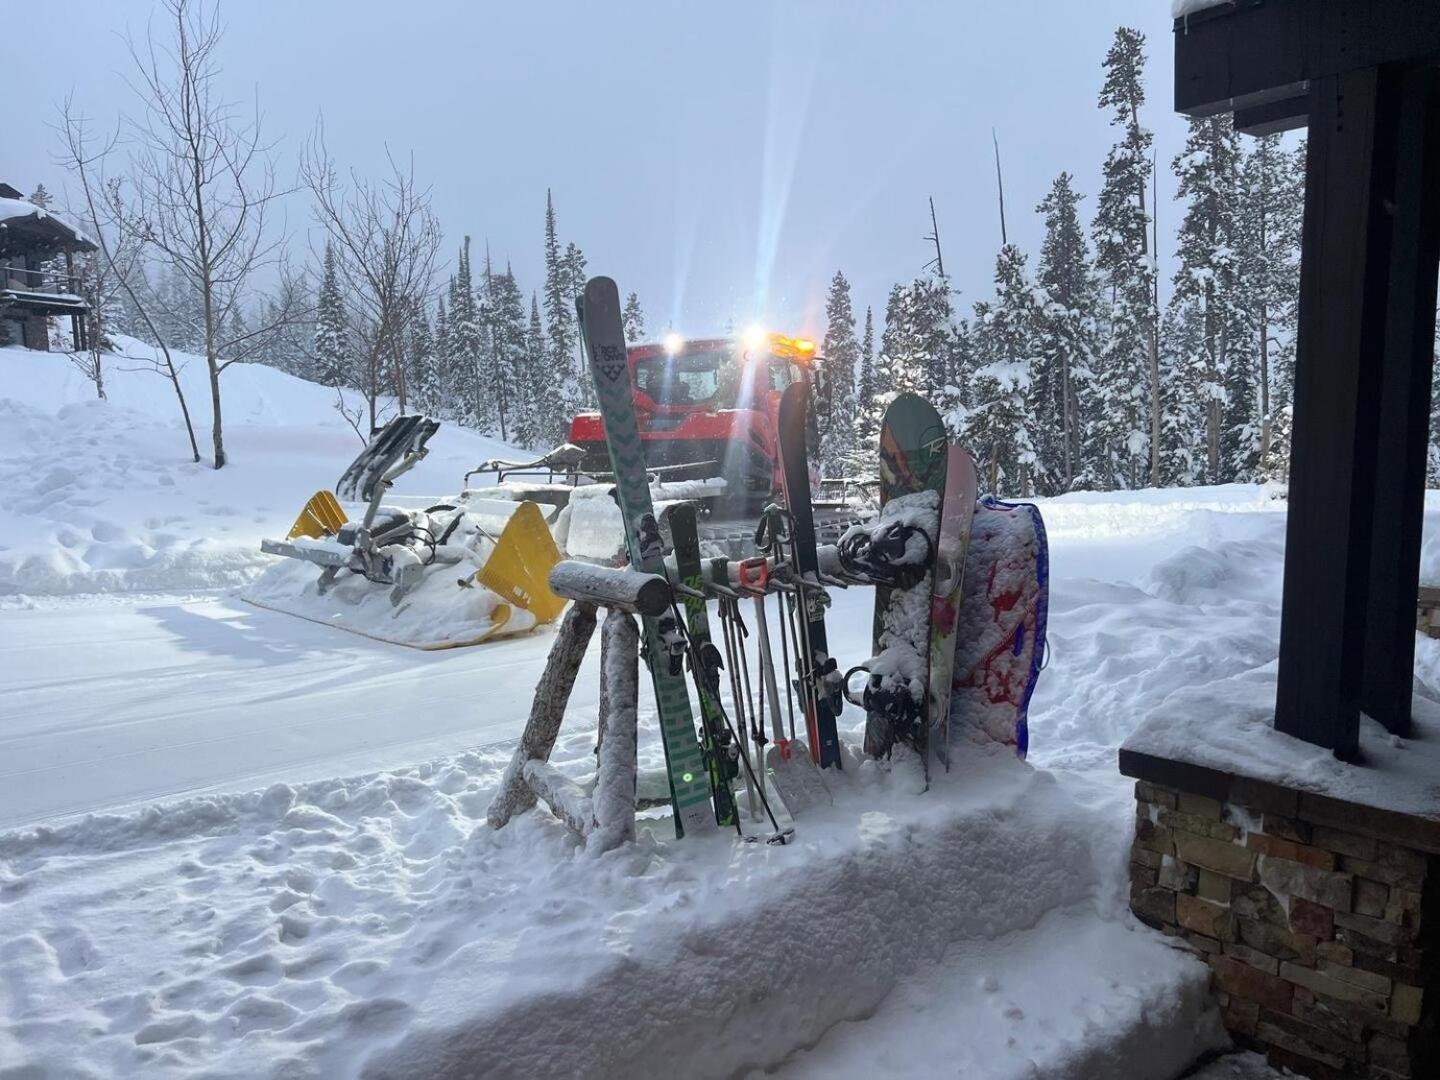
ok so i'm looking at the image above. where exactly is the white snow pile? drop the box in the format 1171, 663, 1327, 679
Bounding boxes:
0, 341, 524, 599
0, 734, 1224, 1079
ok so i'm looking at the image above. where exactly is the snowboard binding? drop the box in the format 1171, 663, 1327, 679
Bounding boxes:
843, 663, 922, 758
837, 520, 936, 590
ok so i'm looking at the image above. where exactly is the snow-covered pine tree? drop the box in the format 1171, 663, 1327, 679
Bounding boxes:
450, 238, 490, 431
878, 277, 954, 400
487, 263, 529, 446
1033, 173, 1100, 494
563, 240, 592, 409
1238, 135, 1306, 483
433, 295, 454, 416
1168, 114, 1248, 484
622, 292, 646, 343
850, 305, 878, 469
819, 270, 859, 474
313, 242, 349, 388
1091, 26, 1160, 489
407, 297, 437, 416
966, 245, 1041, 495
29, 184, 52, 209
518, 291, 548, 448
542, 190, 581, 445
477, 242, 502, 429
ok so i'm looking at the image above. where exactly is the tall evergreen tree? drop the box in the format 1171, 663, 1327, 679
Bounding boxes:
1168, 114, 1247, 484
1238, 136, 1306, 483
967, 245, 1042, 495
541, 190, 581, 444
819, 270, 859, 473
622, 291, 646, 343
1034, 173, 1100, 493
518, 291, 548, 448
1091, 26, 1160, 489
487, 263, 529, 445
433, 295, 455, 417
313, 242, 348, 388
449, 238, 491, 430
407, 297, 437, 415
851, 305, 879, 471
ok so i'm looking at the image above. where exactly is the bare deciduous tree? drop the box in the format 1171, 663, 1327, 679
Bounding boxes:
301, 127, 441, 434
122, 0, 291, 468
59, 100, 201, 462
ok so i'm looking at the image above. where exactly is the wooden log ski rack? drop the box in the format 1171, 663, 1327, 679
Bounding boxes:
485, 535, 877, 848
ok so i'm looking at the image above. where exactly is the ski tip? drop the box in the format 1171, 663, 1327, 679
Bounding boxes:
583, 276, 619, 305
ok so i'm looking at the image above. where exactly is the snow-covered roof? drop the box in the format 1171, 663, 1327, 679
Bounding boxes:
1172, 0, 1232, 17
0, 196, 95, 250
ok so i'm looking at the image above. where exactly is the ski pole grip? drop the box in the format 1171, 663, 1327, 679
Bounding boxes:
736, 556, 770, 594
548, 561, 672, 616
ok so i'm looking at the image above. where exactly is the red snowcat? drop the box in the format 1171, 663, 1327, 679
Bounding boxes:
569, 330, 827, 508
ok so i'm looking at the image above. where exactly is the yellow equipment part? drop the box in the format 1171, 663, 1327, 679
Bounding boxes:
287, 489, 348, 539
476, 501, 567, 624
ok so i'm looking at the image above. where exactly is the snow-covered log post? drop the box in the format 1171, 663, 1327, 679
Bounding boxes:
488, 562, 668, 840
588, 608, 639, 853
486, 600, 598, 829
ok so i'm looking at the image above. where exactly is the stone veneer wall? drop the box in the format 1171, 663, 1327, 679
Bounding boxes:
1128, 779, 1438, 1079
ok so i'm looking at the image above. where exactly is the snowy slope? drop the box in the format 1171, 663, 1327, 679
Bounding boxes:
0, 340, 522, 597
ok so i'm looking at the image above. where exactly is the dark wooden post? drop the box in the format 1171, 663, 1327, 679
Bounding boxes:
1275, 69, 1386, 758
1360, 69, 1440, 737
1276, 65, 1440, 755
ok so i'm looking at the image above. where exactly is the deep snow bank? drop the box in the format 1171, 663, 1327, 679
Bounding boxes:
0, 733, 1223, 1079
0, 342, 522, 597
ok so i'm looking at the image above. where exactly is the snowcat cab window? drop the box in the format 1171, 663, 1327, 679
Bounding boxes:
633, 347, 732, 407
766, 359, 799, 392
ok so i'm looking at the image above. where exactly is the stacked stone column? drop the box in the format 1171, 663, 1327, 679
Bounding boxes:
1129, 779, 1436, 1079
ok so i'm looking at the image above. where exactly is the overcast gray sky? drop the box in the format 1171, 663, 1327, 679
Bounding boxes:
10, 0, 1186, 338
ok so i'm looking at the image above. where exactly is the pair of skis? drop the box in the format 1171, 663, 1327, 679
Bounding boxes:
839, 393, 977, 782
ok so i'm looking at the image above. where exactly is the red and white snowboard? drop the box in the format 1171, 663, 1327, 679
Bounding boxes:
927, 444, 978, 770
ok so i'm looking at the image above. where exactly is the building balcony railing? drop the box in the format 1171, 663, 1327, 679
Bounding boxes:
1, 265, 82, 297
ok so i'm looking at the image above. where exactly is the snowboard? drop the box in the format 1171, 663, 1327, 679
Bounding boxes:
928, 444, 979, 770
775, 382, 844, 770
845, 393, 948, 765
577, 276, 716, 838
668, 503, 741, 830
949, 496, 1049, 759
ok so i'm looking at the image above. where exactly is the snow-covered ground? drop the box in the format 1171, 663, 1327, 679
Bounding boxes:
0, 342, 1381, 1076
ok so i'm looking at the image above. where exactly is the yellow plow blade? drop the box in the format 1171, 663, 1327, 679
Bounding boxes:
477, 501, 567, 624
286, 489, 348, 539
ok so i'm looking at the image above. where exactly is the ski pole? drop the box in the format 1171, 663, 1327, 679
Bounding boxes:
717, 595, 760, 821
738, 560, 786, 795
671, 602, 792, 844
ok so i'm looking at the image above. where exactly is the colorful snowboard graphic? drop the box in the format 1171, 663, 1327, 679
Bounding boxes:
948, 496, 1049, 758
927, 444, 978, 770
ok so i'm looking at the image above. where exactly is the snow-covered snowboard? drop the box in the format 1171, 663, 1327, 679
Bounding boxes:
928, 445, 978, 770
949, 496, 1049, 758
841, 393, 948, 765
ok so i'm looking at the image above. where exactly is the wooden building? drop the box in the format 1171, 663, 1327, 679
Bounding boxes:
0, 182, 97, 351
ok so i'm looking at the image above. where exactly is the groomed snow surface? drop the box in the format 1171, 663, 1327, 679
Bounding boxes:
0, 343, 1351, 1078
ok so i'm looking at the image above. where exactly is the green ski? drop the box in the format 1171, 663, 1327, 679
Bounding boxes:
668, 502, 741, 829
576, 276, 715, 838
